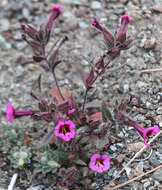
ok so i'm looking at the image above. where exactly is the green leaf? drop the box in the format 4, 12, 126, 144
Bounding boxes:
76, 127, 87, 135
101, 101, 113, 122
74, 159, 87, 166
79, 136, 89, 144
96, 139, 106, 149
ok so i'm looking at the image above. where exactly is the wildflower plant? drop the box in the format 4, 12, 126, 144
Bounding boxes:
2, 4, 161, 189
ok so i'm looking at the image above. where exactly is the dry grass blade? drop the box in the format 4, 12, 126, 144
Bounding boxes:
141, 68, 162, 73
104, 130, 162, 190
104, 165, 162, 190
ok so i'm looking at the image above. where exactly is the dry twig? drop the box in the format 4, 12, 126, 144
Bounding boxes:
141, 68, 162, 73
104, 130, 162, 190
104, 165, 162, 190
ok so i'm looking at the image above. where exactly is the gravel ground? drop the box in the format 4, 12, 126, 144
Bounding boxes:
0, 0, 162, 189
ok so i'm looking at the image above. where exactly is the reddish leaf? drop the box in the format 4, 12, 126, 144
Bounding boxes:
89, 112, 102, 121
85, 68, 94, 88
51, 86, 63, 103
24, 136, 31, 144
51, 86, 71, 104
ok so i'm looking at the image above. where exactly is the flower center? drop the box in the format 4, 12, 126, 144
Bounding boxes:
146, 129, 153, 138
59, 124, 70, 135
96, 158, 104, 166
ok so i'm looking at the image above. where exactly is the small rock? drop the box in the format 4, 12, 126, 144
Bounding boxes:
156, 107, 162, 115
80, 167, 89, 177
151, 4, 162, 13
125, 3, 142, 20
78, 21, 89, 29
143, 181, 150, 189
144, 38, 156, 49
132, 0, 140, 5
132, 182, 142, 190
91, 1, 102, 10
127, 142, 144, 152
26, 185, 44, 190
134, 162, 144, 176
0, 19, 10, 32
137, 81, 147, 89
120, 0, 129, 4
152, 168, 162, 181
149, 157, 160, 167
110, 145, 117, 151
124, 166, 131, 177
145, 102, 152, 109
115, 154, 125, 164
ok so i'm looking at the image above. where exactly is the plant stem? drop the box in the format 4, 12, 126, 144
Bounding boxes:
52, 70, 65, 100
82, 89, 88, 112
42, 47, 65, 101
82, 57, 111, 113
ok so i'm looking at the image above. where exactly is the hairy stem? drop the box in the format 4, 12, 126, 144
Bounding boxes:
82, 89, 88, 112
82, 56, 110, 113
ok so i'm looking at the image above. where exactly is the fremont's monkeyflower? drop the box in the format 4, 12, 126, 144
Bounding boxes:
54, 120, 76, 141
92, 17, 114, 48
117, 14, 133, 43
45, 4, 62, 32
5, 103, 39, 122
89, 154, 110, 173
132, 124, 160, 147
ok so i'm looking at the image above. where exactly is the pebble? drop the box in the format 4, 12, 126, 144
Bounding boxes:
151, 4, 162, 13
124, 165, 131, 177
144, 38, 156, 49
126, 57, 145, 70
0, 18, 10, 32
91, 1, 102, 10
62, 11, 78, 30
152, 168, 162, 181
125, 3, 142, 20
145, 102, 152, 109
143, 181, 151, 189
110, 145, 117, 151
156, 107, 162, 115
137, 81, 148, 89
26, 185, 44, 190
78, 21, 89, 29
149, 157, 160, 167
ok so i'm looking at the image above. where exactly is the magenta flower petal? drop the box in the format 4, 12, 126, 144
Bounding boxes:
5, 103, 15, 122
66, 108, 75, 116
92, 17, 114, 47
52, 4, 62, 13
54, 120, 76, 141
89, 154, 110, 173
133, 123, 160, 147
117, 14, 133, 43
45, 4, 62, 32
121, 14, 133, 23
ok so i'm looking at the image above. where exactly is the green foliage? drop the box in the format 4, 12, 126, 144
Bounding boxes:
33, 145, 60, 174
101, 101, 113, 122
0, 121, 23, 154
8, 146, 31, 168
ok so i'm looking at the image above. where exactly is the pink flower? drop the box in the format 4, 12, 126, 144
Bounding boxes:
89, 154, 110, 173
6, 103, 15, 122
92, 17, 114, 47
117, 14, 133, 43
54, 120, 76, 141
52, 4, 62, 14
121, 14, 133, 23
45, 4, 62, 32
133, 124, 160, 147
66, 109, 75, 117
5, 103, 39, 122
